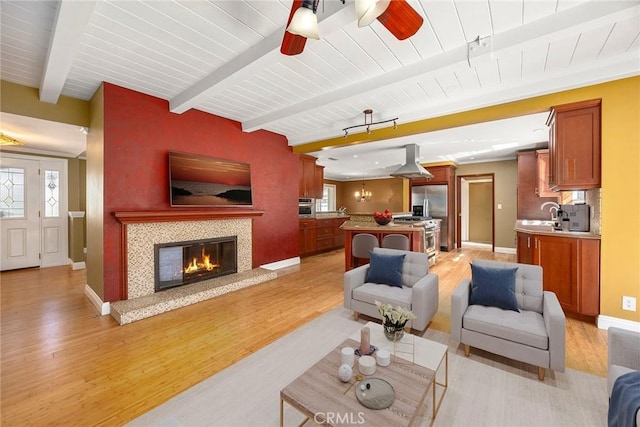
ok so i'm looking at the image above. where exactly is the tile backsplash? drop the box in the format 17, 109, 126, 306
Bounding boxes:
586, 188, 601, 235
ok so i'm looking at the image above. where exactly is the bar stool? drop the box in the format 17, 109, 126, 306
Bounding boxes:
352, 233, 379, 267
381, 234, 410, 251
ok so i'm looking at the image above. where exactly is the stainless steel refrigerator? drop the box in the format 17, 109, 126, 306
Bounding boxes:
412, 185, 448, 250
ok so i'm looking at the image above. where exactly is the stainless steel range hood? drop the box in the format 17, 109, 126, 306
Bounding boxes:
390, 144, 433, 179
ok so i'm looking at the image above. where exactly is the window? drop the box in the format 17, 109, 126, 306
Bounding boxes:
44, 169, 60, 217
316, 184, 336, 212
0, 167, 25, 218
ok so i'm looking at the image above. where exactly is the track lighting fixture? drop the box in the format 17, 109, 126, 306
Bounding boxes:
342, 109, 399, 137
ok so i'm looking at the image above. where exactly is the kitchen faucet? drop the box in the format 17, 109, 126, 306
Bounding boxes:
540, 201, 560, 221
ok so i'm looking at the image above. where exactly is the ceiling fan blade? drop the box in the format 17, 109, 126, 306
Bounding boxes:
376, 0, 423, 40
281, 0, 307, 56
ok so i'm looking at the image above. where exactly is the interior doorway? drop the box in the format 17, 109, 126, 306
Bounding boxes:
456, 174, 495, 252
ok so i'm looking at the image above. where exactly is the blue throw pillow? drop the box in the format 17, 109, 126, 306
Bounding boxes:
470, 264, 519, 312
365, 252, 405, 288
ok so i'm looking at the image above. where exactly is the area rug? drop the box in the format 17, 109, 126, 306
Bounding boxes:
128, 307, 608, 427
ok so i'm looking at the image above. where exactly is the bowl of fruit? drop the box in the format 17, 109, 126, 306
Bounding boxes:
373, 210, 393, 226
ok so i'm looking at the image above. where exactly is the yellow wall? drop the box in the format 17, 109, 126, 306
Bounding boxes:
86, 85, 105, 300
1, 80, 89, 126
336, 178, 405, 214
304, 76, 640, 323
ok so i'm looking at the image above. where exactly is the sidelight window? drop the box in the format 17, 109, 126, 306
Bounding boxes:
44, 170, 59, 217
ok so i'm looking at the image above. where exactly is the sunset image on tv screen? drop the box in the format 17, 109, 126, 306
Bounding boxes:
170, 152, 252, 206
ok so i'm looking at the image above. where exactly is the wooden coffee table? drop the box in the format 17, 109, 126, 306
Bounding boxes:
280, 323, 448, 426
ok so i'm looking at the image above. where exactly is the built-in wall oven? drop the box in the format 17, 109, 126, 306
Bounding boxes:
298, 198, 315, 218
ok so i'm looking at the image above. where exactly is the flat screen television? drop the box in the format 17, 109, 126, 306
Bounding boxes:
169, 151, 252, 207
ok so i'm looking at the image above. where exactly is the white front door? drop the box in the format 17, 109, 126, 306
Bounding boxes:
0, 155, 68, 271
0, 157, 40, 270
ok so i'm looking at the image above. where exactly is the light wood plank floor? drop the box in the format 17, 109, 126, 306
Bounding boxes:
0, 248, 607, 426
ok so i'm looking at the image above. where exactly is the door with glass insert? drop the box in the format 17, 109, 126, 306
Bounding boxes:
0, 157, 40, 270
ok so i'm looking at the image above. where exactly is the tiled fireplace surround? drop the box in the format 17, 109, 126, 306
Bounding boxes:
110, 211, 276, 325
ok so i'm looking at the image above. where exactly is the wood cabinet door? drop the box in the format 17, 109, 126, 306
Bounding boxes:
549, 100, 601, 190
516, 232, 534, 264
536, 149, 557, 197
517, 151, 559, 220
299, 155, 316, 197
578, 239, 601, 315
313, 165, 324, 199
534, 235, 579, 313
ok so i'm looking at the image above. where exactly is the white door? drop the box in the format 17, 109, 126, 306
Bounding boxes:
0, 157, 40, 270
0, 155, 68, 271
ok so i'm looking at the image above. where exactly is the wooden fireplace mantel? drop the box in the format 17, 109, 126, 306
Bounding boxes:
113, 209, 265, 224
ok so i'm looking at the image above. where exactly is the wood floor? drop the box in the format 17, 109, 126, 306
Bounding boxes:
0, 248, 608, 426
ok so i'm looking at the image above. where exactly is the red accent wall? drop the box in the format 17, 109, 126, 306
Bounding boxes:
102, 83, 299, 302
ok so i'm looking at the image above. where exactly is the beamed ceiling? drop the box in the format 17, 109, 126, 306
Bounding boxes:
1, 0, 639, 179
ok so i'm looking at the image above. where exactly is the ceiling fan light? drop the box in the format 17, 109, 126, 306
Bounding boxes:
356, 0, 390, 27
286, 3, 320, 40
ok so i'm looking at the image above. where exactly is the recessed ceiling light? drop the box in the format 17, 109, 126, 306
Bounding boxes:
353, 155, 358, 158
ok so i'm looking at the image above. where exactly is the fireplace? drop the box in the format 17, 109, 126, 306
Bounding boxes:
154, 236, 237, 292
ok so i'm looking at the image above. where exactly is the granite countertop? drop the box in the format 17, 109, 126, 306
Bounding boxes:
515, 220, 601, 240
312, 212, 350, 219
340, 221, 426, 232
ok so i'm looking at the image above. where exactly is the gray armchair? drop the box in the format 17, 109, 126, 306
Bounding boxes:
451, 259, 565, 380
344, 247, 438, 332
608, 327, 640, 396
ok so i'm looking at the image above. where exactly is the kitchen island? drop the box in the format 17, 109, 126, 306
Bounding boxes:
340, 221, 425, 271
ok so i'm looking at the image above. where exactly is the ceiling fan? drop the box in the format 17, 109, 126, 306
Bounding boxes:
281, 0, 424, 56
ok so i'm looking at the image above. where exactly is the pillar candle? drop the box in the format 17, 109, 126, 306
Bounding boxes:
360, 326, 370, 355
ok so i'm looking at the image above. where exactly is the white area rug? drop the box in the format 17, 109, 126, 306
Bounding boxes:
129, 307, 608, 427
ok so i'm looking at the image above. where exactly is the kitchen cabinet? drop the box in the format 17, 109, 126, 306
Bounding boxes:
547, 99, 601, 190
299, 219, 317, 256
299, 154, 324, 198
299, 217, 349, 257
516, 231, 600, 318
517, 151, 559, 220
516, 232, 534, 265
536, 149, 556, 197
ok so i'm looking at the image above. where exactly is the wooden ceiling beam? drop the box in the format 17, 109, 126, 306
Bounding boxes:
39, 0, 97, 104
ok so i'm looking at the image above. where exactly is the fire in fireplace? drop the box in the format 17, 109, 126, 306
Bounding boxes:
154, 236, 237, 292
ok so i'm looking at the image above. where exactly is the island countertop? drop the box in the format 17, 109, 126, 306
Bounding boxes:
340, 221, 428, 232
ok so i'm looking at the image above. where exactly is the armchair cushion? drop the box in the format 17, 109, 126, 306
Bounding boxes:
365, 252, 405, 288
463, 305, 548, 350
470, 263, 519, 312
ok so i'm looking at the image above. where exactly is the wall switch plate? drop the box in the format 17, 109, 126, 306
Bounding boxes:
622, 296, 636, 311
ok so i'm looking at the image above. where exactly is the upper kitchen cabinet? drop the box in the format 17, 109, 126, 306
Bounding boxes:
517, 151, 559, 220
299, 154, 324, 198
536, 149, 556, 197
547, 99, 601, 190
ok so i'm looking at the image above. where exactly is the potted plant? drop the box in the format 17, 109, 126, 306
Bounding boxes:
375, 300, 416, 341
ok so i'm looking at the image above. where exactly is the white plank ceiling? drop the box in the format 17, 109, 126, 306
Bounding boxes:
1, 0, 639, 179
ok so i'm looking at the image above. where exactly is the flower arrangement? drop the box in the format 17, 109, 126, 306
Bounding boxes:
375, 300, 416, 328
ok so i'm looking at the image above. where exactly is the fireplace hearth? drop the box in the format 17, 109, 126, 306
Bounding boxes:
154, 236, 237, 292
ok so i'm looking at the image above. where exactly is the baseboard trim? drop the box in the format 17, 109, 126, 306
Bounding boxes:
495, 246, 517, 254
260, 257, 300, 271
72, 261, 86, 270
597, 315, 640, 332
84, 285, 110, 316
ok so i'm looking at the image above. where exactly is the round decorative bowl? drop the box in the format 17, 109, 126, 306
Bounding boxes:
374, 217, 391, 226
